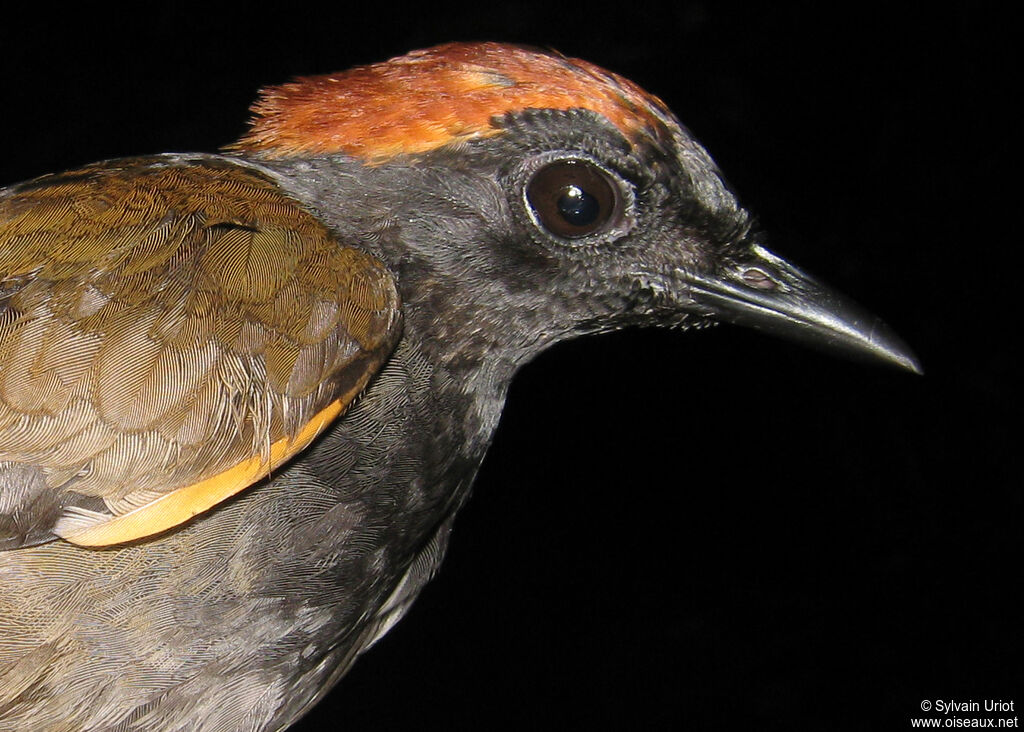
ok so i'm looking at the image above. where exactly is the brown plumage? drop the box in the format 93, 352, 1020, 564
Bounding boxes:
1, 160, 398, 547
0, 43, 917, 731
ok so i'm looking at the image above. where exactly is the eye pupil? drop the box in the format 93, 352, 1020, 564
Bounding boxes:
557, 185, 599, 226
526, 159, 620, 240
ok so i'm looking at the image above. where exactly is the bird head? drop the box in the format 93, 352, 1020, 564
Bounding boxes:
232, 42, 919, 375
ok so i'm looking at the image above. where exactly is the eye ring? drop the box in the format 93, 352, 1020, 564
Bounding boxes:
524, 158, 626, 242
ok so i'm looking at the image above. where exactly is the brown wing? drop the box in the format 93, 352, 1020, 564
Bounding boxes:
0, 155, 401, 548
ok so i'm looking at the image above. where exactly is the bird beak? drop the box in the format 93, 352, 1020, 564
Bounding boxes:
682, 244, 922, 373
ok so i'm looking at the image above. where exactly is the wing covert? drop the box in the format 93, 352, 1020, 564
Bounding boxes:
0, 156, 401, 548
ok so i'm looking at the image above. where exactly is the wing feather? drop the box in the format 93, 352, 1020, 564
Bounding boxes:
0, 155, 400, 549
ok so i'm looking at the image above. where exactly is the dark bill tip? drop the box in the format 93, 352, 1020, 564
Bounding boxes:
683, 245, 922, 374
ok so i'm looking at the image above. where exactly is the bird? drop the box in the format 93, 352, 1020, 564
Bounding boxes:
0, 42, 918, 731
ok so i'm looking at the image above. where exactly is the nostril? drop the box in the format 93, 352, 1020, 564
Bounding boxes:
741, 267, 777, 290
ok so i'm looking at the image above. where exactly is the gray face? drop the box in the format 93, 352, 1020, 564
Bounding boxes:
271, 106, 918, 375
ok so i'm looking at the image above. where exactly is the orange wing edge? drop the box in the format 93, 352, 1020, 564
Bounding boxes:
53, 398, 345, 547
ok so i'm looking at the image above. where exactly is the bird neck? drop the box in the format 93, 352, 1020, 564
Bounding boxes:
254, 154, 561, 384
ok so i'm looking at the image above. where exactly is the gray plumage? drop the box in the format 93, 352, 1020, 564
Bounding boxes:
0, 43, 917, 731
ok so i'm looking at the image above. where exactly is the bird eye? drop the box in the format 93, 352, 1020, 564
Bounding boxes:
526, 160, 621, 240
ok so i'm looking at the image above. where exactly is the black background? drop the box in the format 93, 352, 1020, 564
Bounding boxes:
1, 4, 1014, 731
